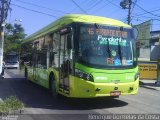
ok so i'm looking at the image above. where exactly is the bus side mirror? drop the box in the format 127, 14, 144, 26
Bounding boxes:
136, 41, 140, 57
133, 27, 139, 40
67, 34, 72, 49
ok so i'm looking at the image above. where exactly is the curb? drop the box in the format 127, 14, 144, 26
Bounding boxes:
139, 85, 160, 91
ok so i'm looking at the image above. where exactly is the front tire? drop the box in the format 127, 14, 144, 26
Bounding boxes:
50, 74, 58, 96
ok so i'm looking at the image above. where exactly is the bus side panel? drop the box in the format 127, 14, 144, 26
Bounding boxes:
36, 68, 49, 88
26, 66, 60, 92
26, 66, 49, 88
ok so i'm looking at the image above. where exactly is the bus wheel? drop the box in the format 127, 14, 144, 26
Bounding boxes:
50, 74, 57, 96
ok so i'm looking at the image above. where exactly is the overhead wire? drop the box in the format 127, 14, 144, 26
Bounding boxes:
69, 0, 92, 13
7, 2, 12, 23
88, 0, 110, 13
132, 8, 160, 17
15, 0, 68, 14
131, 6, 160, 26
131, 0, 138, 14
11, 1, 160, 26
122, 0, 160, 26
11, 3, 59, 18
85, 0, 95, 7
135, 3, 160, 18
86, 0, 102, 11
71, 0, 88, 14
105, 0, 122, 9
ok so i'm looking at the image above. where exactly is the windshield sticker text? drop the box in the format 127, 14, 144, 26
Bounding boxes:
111, 50, 116, 56
107, 58, 114, 64
97, 35, 126, 46
114, 58, 121, 66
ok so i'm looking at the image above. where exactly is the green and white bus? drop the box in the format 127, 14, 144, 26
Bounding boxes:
21, 14, 139, 98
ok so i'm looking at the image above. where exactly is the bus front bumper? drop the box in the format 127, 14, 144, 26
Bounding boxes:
68, 77, 139, 98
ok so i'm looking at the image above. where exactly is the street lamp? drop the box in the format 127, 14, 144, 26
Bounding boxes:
15, 19, 22, 22
120, 0, 132, 25
6, 19, 22, 26
5, 19, 22, 33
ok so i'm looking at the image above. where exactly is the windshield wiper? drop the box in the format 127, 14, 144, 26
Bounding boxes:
117, 26, 124, 64
117, 40, 122, 64
95, 23, 111, 58
107, 40, 111, 58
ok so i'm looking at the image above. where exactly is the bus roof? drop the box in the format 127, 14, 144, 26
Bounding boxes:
23, 14, 131, 43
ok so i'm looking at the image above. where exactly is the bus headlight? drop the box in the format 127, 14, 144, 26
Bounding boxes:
75, 69, 94, 82
134, 72, 140, 81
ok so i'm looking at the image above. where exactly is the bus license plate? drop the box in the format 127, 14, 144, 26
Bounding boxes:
110, 91, 121, 96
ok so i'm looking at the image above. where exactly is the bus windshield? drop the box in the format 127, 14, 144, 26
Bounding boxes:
78, 24, 136, 69
5, 55, 18, 63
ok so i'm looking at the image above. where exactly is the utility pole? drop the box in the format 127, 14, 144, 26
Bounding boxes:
120, 0, 132, 25
0, 0, 10, 76
128, 0, 132, 25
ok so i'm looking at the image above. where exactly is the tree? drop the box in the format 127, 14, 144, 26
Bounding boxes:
4, 23, 26, 54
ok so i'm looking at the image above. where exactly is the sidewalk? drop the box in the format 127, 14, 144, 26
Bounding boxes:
139, 79, 160, 91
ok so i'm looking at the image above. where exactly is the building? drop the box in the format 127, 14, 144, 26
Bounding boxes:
150, 30, 160, 61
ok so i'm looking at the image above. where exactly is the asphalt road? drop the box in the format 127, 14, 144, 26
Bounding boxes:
1, 69, 160, 120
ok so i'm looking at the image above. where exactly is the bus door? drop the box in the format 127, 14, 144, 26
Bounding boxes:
59, 30, 72, 94
33, 43, 38, 81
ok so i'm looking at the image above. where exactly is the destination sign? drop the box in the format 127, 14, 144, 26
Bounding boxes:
87, 28, 128, 38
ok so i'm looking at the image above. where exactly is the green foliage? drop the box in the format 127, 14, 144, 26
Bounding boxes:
4, 23, 26, 54
0, 96, 24, 115
0, 101, 8, 114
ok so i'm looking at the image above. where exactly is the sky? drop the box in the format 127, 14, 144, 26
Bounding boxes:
7, 0, 160, 36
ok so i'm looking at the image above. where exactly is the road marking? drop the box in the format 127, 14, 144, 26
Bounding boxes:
4, 70, 25, 78
147, 92, 159, 97
139, 88, 159, 97
4, 72, 12, 78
